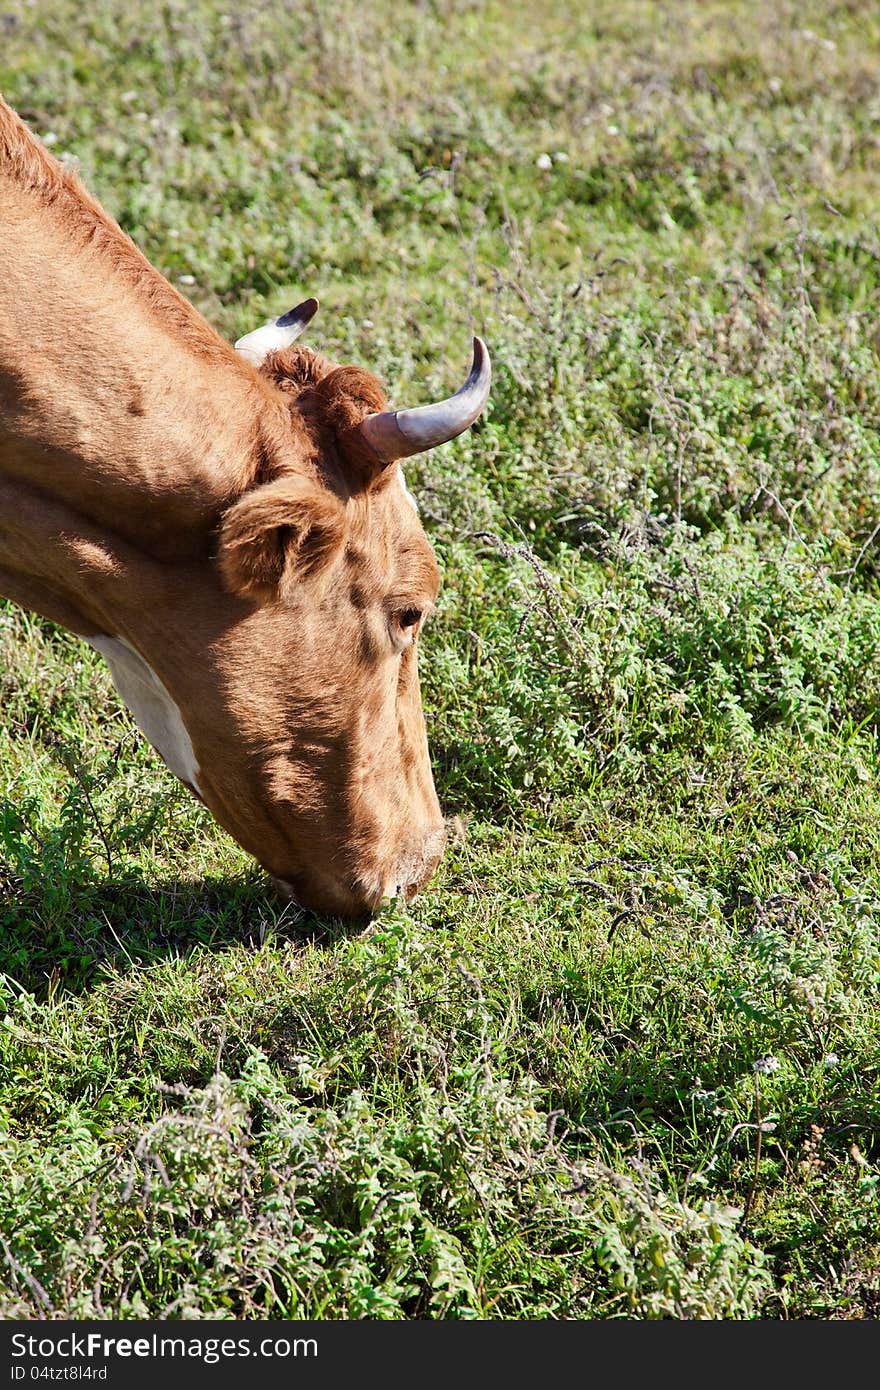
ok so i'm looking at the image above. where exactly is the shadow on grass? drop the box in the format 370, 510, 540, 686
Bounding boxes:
0, 789, 359, 999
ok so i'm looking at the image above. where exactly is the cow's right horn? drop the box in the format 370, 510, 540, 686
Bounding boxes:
359, 336, 491, 462
235, 297, 319, 366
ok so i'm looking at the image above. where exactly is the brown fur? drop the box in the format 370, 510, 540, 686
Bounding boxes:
0, 96, 233, 364
0, 94, 446, 916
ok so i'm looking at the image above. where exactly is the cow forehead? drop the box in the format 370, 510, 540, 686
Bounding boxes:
344, 482, 439, 600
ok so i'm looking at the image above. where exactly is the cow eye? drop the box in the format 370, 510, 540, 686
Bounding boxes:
391, 608, 423, 650
390, 606, 429, 651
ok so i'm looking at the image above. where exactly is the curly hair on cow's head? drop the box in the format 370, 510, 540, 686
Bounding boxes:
257, 345, 336, 396
259, 347, 393, 489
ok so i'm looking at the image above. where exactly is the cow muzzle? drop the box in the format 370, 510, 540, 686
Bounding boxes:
272, 822, 447, 919
381, 822, 448, 902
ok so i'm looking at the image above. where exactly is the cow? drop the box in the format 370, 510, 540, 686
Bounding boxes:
0, 95, 490, 917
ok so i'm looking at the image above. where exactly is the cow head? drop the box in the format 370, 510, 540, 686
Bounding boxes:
0, 95, 489, 920
189, 303, 490, 918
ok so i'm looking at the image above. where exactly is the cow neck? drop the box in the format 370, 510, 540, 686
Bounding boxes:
0, 101, 293, 562
0, 465, 253, 806
0, 463, 241, 654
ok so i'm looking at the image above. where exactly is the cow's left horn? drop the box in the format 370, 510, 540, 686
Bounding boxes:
359, 336, 491, 461
235, 297, 319, 366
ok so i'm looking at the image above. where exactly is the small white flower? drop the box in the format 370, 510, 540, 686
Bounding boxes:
754, 1055, 780, 1075
606, 125, 620, 136
536, 152, 553, 171
178, 274, 196, 286
40, 131, 58, 146
554, 150, 569, 163
361, 318, 374, 330
823, 1053, 840, 1068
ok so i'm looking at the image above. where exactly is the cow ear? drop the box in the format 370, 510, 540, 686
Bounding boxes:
218, 473, 345, 601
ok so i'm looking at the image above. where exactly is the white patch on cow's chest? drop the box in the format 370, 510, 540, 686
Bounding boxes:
88, 636, 202, 794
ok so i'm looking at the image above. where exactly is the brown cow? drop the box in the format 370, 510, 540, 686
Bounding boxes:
0, 96, 490, 916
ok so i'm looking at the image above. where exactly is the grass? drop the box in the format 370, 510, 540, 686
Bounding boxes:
2, 0, 880, 1318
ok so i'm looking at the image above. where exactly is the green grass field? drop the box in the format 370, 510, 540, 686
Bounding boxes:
2, 0, 880, 1318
